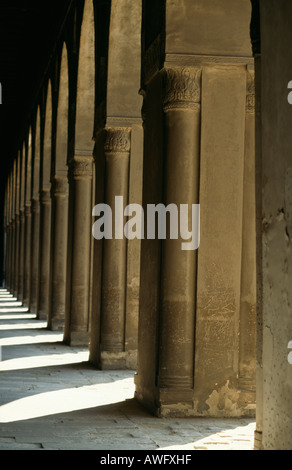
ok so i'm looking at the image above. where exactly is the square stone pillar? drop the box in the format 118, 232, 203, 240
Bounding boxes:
64, 154, 93, 346
135, 0, 256, 418
38, 189, 52, 321
48, 174, 69, 331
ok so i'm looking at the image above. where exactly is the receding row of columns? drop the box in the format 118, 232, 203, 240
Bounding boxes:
3, 0, 257, 422
4, 0, 142, 370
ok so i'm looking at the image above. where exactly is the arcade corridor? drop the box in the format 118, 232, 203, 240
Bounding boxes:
0, 290, 255, 450
1, 0, 292, 451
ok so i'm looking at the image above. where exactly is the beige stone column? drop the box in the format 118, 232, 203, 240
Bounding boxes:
64, 154, 93, 345
38, 189, 51, 320
5, 175, 12, 291
99, 126, 131, 367
23, 201, 32, 308
10, 160, 16, 295
38, 82, 53, 321
23, 131, 33, 308
30, 196, 40, 312
135, 0, 254, 418
30, 112, 41, 314
156, 66, 201, 407
4, 184, 8, 288
48, 173, 68, 330
90, 0, 142, 369
14, 153, 21, 297
48, 43, 69, 332
64, 0, 95, 346
18, 144, 26, 302
194, 64, 248, 416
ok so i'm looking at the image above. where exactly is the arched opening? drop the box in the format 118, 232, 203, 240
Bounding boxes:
38, 80, 53, 321
48, 42, 69, 332
64, 0, 95, 347
23, 128, 33, 309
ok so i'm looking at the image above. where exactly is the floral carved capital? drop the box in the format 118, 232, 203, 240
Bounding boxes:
163, 67, 202, 112
104, 127, 131, 154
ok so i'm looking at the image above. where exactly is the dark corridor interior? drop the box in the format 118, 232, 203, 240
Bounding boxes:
0, 0, 71, 284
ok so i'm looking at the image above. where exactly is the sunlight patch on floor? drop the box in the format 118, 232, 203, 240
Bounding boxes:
0, 377, 135, 423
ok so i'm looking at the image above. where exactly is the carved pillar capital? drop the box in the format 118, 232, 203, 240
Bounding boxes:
40, 189, 51, 205
19, 208, 25, 223
24, 203, 31, 217
104, 127, 131, 155
162, 66, 202, 112
52, 176, 68, 198
69, 155, 93, 180
31, 197, 40, 214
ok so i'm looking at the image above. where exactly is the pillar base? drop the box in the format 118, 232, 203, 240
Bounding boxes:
66, 331, 90, 347
48, 318, 64, 332
134, 384, 194, 418
37, 310, 48, 322
134, 376, 256, 419
99, 350, 137, 370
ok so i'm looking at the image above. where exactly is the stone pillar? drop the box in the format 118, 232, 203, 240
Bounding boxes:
48, 42, 69, 332
23, 131, 32, 308
253, 0, 292, 450
18, 145, 26, 302
23, 202, 32, 308
99, 127, 131, 367
18, 208, 25, 301
30, 196, 40, 312
5, 175, 11, 291
135, 0, 255, 418
64, 0, 95, 346
158, 66, 201, 405
89, 0, 143, 369
64, 154, 93, 346
30, 110, 41, 313
10, 161, 16, 295
38, 189, 51, 320
38, 80, 53, 322
48, 174, 68, 331
5, 175, 12, 291
14, 154, 21, 297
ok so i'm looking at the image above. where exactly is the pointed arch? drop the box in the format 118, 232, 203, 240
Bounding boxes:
43, 80, 53, 190
25, 128, 33, 204
32, 107, 41, 199
75, 0, 95, 149
20, 141, 26, 210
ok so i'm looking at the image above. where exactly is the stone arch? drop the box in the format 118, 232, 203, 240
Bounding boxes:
75, 0, 95, 149
89, 0, 143, 369
38, 80, 53, 321
32, 107, 41, 200
64, 0, 95, 346
18, 140, 27, 302
55, 42, 69, 175
48, 41, 69, 332
42, 80, 53, 191
23, 127, 33, 308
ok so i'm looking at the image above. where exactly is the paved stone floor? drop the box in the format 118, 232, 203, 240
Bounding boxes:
0, 289, 256, 451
